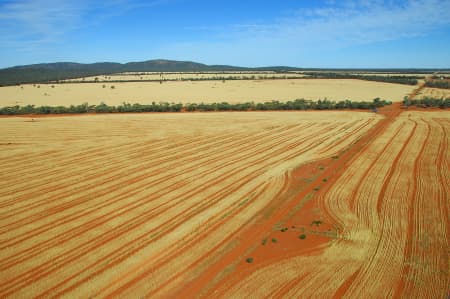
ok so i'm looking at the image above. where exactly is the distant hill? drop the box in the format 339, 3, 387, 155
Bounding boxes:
0, 59, 449, 86
0, 59, 258, 86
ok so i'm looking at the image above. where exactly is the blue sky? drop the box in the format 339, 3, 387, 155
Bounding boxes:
1, 0, 450, 68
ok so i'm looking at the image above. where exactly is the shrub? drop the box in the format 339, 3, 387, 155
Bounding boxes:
311, 220, 322, 226
299, 234, 306, 240
246, 257, 254, 263
271, 238, 277, 243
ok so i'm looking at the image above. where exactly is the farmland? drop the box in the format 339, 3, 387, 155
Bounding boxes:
0, 111, 382, 297
0, 78, 415, 107
0, 74, 448, 298
211, 110, 449, 298
0, 106, 448, 298
2, 0, 450, 296
61, 71, 308, 82
418, 87, 450, 99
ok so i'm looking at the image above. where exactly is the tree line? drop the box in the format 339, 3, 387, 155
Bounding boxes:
424, 79, 450, 89
57, 75, 305, 84
303, 72, 419, 85
0, 98, 391, 115
403, 97, 450, 108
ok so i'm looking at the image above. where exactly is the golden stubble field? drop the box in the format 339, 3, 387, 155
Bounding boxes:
418, 87, 450, 99
0, 111, 382, 298
63, 72, 308, 82
0, 109, 448, 298
216, 111, 449, 298
0, 79, 415, 107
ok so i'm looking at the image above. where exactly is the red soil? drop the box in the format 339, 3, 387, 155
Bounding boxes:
175, 99, 409, 298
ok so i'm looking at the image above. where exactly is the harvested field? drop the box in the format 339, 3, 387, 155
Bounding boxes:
63, 72, 307, 82
418, 87, 450, 99
212, 111, 450, 298
0, 79, 415, 107
0, 111, 382, 298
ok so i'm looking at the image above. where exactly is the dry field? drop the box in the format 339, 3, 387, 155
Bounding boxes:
1, 107, 448, 298
63, 72, 307, 82
213, 111, 450, 298
0, 79, 415, 107
306, 71, 431, 77
0, 111, 382, 298
418, 87, 450, 99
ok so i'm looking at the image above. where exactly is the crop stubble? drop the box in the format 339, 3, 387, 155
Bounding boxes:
0, 111, 381, 298
215, 111, 449, 298
0, 79, 415, 107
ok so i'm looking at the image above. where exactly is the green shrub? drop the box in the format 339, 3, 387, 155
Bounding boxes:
299, 234, 306, 240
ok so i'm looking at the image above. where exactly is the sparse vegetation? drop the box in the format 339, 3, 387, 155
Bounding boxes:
299, 234, 307, 240
403, 97, 450, 108
271, 238, 277, 243
304, 72, 419, 85
246, 258, 254, 263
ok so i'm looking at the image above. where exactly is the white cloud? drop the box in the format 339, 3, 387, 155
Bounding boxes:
154, 0, 450, 67
228, 0, 450, 48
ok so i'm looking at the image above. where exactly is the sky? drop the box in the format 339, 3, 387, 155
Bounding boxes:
0, 0, 450, 68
